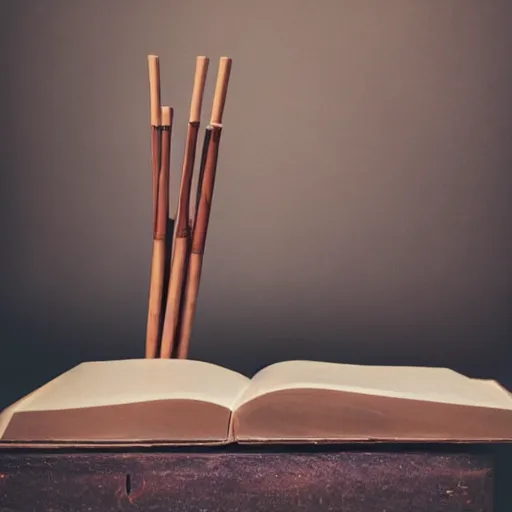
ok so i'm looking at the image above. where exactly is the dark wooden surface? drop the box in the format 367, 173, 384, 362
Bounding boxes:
0, 447, 496, 512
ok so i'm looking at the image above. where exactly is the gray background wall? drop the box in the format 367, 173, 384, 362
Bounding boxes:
0, 0, 511, 408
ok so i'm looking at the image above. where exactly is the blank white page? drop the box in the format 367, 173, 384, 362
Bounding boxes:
10, 359, 250, 412
236, 360, 512, 410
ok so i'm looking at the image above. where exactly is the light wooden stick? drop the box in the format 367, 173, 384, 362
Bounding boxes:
145, 55, 163, 358
148, 55, 162, 127
145, 96, 173, 361
176, 57, 232, 359
160, 57, 209, 359
210, 57, 232, 125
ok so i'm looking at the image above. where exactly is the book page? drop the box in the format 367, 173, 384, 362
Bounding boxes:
7, 359, 250, 413
235, 360, 512, 410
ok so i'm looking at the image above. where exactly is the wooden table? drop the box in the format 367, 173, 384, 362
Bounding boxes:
0, 444, 507, 511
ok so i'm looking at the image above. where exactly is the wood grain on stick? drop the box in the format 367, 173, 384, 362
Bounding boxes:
176, 57, 232, 359
160, 57, 209, 359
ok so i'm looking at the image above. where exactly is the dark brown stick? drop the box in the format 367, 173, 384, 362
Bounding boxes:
176, 57, 232, 359
148, 56, 162, 233
191, 127, 212, 229
156, 107, 173, 238
160, 57, 209, 358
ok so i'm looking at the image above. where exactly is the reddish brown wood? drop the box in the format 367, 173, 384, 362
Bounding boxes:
0, 449, 494, 511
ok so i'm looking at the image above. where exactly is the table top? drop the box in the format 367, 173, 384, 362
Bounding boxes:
0, 447, 498, 512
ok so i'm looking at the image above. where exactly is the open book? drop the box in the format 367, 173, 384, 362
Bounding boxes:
1, 359, 512, 445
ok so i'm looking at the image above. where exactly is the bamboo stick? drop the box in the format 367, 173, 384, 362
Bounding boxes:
145, 54, 165, 359
191, 127, 212, 229
160, 57, 209, 359
176, 57, 232, 359
148, 55, 162, 234
146, 106, 172, 359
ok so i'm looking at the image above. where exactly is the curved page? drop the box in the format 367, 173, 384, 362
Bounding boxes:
0, 359, 250, 444
233, 360, 512, 442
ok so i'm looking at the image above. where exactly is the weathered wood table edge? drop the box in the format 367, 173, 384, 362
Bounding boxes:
0, 443, 509, 511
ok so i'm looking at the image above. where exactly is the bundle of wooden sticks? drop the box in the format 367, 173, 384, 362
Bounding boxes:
145, 55, 232, 359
